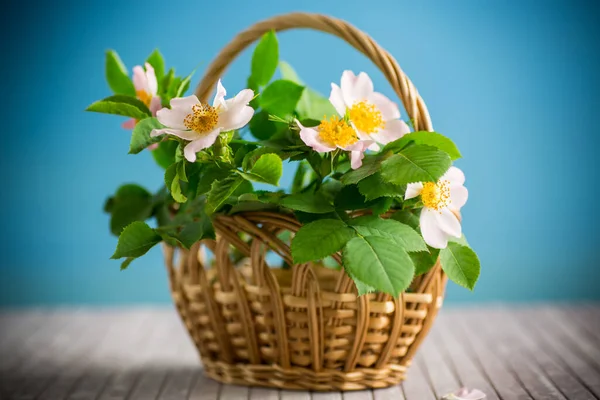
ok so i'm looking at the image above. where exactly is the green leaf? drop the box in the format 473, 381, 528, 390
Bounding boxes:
410, 247, 440, 275
357, 172, 405, 201
198, 165, 231, 196
370, 197, 393, 216
152, 140, 178, 169
380, 145, 452, 185
86, 95, 151, 120
340, 152, 392, 185
129, 117, 164, 154
176, 69, 195, 97
105, 50, 135, 96
249, 110, 279, 140
111, 221, 161, 259
207, 175, 245, 213
390, 209, 421, 230
145, 49, 165, 81
334, 185, 371, 211
251, 30, 279, 86
279, 61, 336, 120
120, 257, 135, 270
260, 80, 304, 117
168, 217, 215, 249
242, 147, 278, 171
385, 131, 462, 160
108, 184, 153, 236
343, 236, 415, 297
248, 153, 282, 185
291, 219, 356, 263
280, 192, 334, 213
348, 216, 428, 253
165, 162, 187, 203
440, 242, 480, 290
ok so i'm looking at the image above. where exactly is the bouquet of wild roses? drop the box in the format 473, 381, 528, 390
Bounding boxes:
87, 31, 480, 296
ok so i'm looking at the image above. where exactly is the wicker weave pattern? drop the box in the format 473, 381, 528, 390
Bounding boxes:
164, 12, 447, 391
165, 212, 446, 391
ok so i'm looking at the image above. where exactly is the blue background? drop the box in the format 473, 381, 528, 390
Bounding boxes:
2, 0, 599, 306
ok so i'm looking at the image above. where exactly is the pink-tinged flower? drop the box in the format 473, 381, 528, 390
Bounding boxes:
329, 71, 410, 150
296, 117, 373, 169
442, 387, 486, 400
151, 80, 254, 162
122, 63, 162, 131
405, 166, 468, 249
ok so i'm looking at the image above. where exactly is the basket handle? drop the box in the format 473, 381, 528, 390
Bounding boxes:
193, 12, 433, 132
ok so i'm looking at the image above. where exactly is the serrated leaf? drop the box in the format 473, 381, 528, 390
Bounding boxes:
280, 192, 334, 213
385, 131, 462, 160
86, 95, 151, 120
348, 216, 428, 252
279, 61, 336, 120
357, 172, 404, 200
260, 80, 304, 117
440, 242, 480, 290
129, 117, 164, 154
175, 218, 215, 249
247, 153, 282, 185
198, 165, 231, 196
165, 163, 187, 203
251, 30, 279, 86
111, 221, 161, 259
249, 110, 279, 140
291, 219, 356, 263
340, 152, 392, 185
343, 236, 415, 297
242, 147, 278, 171
145, 49, 165, 81
105, 50, 135, 96
410, 247, 440, 275
152, 140, 178, 169
380, 145, 451, 185
390, 209, 421, 230
108, 184, 153, 236
207, 175, 244, 213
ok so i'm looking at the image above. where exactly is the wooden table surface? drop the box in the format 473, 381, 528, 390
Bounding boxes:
0, 305, 598, 400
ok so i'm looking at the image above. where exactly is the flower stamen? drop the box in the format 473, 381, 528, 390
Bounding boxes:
421, 180, 451, 211
184, 103, 219, 134
349, 101, 384, 134
318, 116, 358, 148
136, 90, 152, 107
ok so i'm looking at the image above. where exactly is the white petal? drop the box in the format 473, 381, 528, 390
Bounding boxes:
420, 208, 450, 249
184, 130, 221, 162
371, 119, 411, 144
219, 105, 254, 131
296, 120, 335, 153
212, 80, 227, 108
341, 70, 374, 104
329, 83, 347, 116
349, 150, 365, 169
450, 185, 468, 210
368, 92, 400, 120
151, 128, 198, 141
132, 66, 146, 92
149, 96, 162, 115
156, 107, 188, 130
405, 183, 424, 200
442, 166, 465, 185
144, 63, 158, 95
435, 208, 462, 238
171, 95, 200, 109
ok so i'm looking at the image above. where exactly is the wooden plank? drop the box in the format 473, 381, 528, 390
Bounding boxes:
280, 389, 311, 400
448, 308, 533, 399
400, 353, 436, 400
249, 387, 280, 399
372, 385, 404, 400
188, 372, 221, 400
514, 307, 600, 399
552, 305, 600, 346
157, 368, 196, 400
342, 390, 373, 400
429, 312, 500, 400
218, 384, 249, 399
472, 307, 568, 400
416, 331, 461, 399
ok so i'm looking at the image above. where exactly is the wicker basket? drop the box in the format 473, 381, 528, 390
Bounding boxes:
164, 13, 447, 392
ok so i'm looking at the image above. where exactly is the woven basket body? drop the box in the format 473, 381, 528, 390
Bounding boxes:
165, 13, 447, 391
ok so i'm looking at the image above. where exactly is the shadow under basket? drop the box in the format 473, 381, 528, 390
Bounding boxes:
164, 212, 447, 391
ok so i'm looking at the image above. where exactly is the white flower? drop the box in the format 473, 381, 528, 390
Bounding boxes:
123, 63, 162, 130
296, 116, 373, 169
405, 166, 469, 249
442, 387, 486, 400
151, 80, 254, 162
329, 71, 410, 150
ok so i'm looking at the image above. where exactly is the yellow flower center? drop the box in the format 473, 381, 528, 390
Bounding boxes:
184, 103, 219, 134
318, 116, 358, 148
421, 180, 451, 211
136, 90, 152, 107
348, 101, 385, 134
